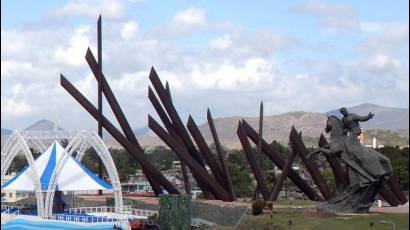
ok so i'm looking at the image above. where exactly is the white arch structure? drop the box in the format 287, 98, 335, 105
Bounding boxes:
44, 130, 123, 217
1, 130, 123, 218
1, 131, 45, 217
27, 138, 47, 153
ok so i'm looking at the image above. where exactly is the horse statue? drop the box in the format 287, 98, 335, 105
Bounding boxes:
310, 115, 392, 213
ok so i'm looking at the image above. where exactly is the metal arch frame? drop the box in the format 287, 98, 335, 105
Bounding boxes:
27, 138, 47, 153
1, 131, 45, 217
1, 131, 20, 161
44, 130, 123, 217
75, 140, 91, 161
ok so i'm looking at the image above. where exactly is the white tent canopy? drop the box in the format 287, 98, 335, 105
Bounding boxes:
1, 141, 112, 191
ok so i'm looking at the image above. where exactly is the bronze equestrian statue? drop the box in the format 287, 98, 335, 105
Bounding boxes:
309, 108, 392, 213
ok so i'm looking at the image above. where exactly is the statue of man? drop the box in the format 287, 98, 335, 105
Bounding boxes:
339, 107, 374, 137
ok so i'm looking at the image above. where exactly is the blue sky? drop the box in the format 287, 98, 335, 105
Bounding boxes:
1, 0, 409, 130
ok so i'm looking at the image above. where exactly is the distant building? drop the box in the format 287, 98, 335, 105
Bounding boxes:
122, 173, 153, 193
359, 127, 364, 145
191, 189, 203, 200
1, 173, 31, 202
172, 161, 181, 169
122, 180, 153, 193
372, 137, 377, 149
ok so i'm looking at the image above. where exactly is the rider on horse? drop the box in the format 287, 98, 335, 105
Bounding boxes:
339, 107, 374, 137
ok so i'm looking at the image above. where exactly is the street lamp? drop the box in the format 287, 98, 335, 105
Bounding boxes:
380, 220, 395, 230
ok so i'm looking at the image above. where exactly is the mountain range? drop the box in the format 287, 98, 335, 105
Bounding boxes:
326, 103, 409, 131
1, 103, 409, 149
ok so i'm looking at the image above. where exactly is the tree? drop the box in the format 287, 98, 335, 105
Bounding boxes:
322, 168, 336, 191
227, 163, 252, 197
146, 146, 179, 170
377, 146, 409, 191
265, 173, 276, 187
109, 148, 138, 182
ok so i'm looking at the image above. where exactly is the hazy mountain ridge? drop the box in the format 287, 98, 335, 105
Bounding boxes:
1, 129, 13, 146
1, 128, 12, 135
326, 103, 409, 131
24, 119, 65, 131
2, 103, 409, 149
111, 103, 409, 148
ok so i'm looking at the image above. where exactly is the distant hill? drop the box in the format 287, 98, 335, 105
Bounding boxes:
133, 126, 151, 136
1, 128, 13, 146
2, 103, 409, 149
136, 103, 409, 149
1, 128, 12, 135
326, 103, 409, 131
195, 112, 327, 148
25, 119, 64, 131
1, 120, 64, 149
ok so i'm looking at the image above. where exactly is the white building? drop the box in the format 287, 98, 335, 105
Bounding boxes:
191, 189, 203, 200
1, 173, 31, 203
121, 180, 153, 193
372, 137, 377, 149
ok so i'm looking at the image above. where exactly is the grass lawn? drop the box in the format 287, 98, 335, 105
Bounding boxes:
271, 199, 320, 206
211, 209, 409, 230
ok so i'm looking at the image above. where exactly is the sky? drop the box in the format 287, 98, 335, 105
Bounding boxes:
1, 0, 409, 131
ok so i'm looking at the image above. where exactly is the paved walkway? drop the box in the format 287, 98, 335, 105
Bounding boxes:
369, 206, 409, 214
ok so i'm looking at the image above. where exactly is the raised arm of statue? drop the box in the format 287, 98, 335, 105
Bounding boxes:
352, 112, 374, 122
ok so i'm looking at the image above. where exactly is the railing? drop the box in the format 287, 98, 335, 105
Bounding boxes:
68, 206, 158, 218
10, 209, 20, 215
1, 205, 24, 217
65, 205, 158, 230
116, 218, 132, 230
47, 213, 117, 223
68, 206, 131, 214
42, 212, 130, 230
1, 208, 20, 215
1, 208, 20, 224
130, 208, 158, 217
1, 204, 24, 211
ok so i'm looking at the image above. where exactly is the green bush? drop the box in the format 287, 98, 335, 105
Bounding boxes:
266, 201, 273, 210
148, 213, 158, 223
252, 200, 266, 215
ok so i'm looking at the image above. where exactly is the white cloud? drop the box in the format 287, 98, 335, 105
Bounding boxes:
153, 7, 208, 38
360, 22, 383, 33
293, 0, 360, 31
121, 21, 139, 40
50, 0, 125, 20
1, 60, 33, 79
209, 34, 232, 50
362, 55, 401, 74
207, 28, 296, 62
359, 23, 409, 56
1, 97, 39, 120
55, 25, 92, 66
172, 7, 207, 27
1, 4, 408, 130
190, 58, 279, 91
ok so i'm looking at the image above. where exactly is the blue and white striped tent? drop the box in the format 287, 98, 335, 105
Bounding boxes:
2, 141, 111, 191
